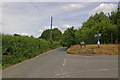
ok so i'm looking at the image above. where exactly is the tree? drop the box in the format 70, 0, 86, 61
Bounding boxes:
13, 34, 21, 36
108, 3, 120, 43
76, 11, 118, 44
40, 28, 62, 41
62, 26, 76, 48
109, 11, 118, 25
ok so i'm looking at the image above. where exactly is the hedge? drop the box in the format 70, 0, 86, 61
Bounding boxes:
2, 34, 61, 68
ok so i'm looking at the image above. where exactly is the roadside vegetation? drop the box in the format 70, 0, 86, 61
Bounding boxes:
62, 5, 120, 55
67, 44, 118, 55
61, 10, 119, 48
65, 7, 119, 55
2, 34, 61, 69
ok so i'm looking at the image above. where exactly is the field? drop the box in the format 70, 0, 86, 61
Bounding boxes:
66, 44, 118, 55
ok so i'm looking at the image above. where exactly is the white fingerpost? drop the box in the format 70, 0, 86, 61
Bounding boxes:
98, 39, 100, 48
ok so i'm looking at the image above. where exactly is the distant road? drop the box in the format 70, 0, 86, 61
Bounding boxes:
3, 47, 118, 78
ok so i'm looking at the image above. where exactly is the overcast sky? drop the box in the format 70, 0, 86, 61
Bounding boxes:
2, 2, 118, 37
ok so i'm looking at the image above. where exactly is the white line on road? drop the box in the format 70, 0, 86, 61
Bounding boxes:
63, 68, 110, 75
84, 56, 93, 57
63, 58, 67, 66
53, 58, 67, 78
87, 69, 109, 72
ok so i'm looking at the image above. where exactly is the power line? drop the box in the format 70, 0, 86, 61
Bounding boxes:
28, 0, 87, 22
29, 2, 50, 17
54, 17, 85, 21
28, 1, 84, 27
29, 2, 84, 22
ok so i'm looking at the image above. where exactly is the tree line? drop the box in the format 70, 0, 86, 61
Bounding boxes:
40, 6, 120, 48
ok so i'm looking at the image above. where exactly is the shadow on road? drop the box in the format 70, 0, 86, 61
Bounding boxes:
58, 47, 67, 51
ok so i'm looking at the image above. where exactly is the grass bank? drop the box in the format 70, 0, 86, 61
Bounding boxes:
66, 44, 118, 55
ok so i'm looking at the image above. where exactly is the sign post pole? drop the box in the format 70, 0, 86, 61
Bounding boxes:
95, 32, 101, 48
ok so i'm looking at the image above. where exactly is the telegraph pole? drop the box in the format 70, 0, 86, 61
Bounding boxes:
118, 1, 120, 11
50, 16, 53, 40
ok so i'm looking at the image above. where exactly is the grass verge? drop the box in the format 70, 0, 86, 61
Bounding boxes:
66, 44, 118, 55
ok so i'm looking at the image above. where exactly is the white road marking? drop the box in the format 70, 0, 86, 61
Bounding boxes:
90, 68, 109, 72
63, 68, 110, 75
56, 73, 60, 76
54, 58, 67, 78
63, 58, 67, 66
99, 69, 109, 70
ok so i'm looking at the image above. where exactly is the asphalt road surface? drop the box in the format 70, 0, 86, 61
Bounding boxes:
3, 47, 118, 78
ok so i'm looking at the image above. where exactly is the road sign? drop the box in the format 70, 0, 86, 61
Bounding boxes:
94, 34, 97, 37
94, 33, 101, 37
98, 33, 101, 36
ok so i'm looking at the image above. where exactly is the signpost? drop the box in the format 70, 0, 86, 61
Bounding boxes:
94, 32, 101, 48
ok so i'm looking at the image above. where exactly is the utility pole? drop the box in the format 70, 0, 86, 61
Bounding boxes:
50, 16, 53, 41
118, 1, 120, 11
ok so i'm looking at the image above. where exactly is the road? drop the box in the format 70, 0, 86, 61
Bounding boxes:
2, 47, 118, 78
